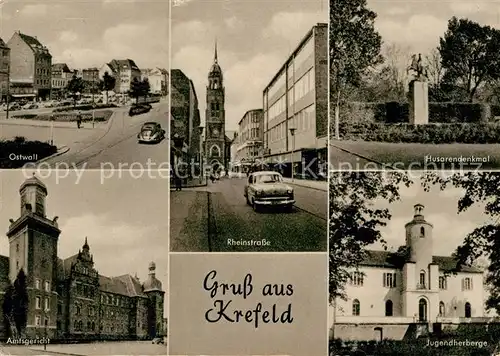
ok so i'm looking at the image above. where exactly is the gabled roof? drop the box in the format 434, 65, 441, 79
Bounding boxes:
361, 250, 483, 273
15, 32, 51, 55
0, 37, 7, 48
52, 63, 71, 72
109, 59, 140, 72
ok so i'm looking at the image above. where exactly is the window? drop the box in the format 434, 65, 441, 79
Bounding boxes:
383, 273, 397, 288
44, 317, 49, 326
385, 300, 393, 316
350, 271, 364, 286
462, 277, 472, 291
16, 243, 19, 253
465, 302, 471, 318
352, 299, 360, 316
76, 305, 81, 315
420, 226, 425, 237
36, 296, 41, 309
45, 281, 50, 292
35, 279, 41, 289
44, 297, 49, 311
439, 301, 445, 317
439, 276, 447, 290
35, 315, 41, 326
419, 270, 426, 289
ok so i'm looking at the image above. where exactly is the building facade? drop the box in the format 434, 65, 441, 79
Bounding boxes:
204, 43, 228, 172
0, 175, 165, 341
329, 204, 485, 341
233, 109, 264, 173
262, 23, 328, 179
170, 69, 201, 173
105, 59, 141, 94
0, 38, 10, 103
7, 31, 52, 101
51, 63, 73, 99
141, 68, 168, 95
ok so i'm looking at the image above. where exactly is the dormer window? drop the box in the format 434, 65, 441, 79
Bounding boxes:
420, 226, 425, 238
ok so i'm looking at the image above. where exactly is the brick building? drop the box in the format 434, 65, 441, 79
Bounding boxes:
262, 23, 328, 179
7, 31, 52, 101
0, 175, 165, 341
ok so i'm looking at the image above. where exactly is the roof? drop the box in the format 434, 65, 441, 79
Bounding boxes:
251, 171, 282, 176
109, 59, 140, 72
52, 63, 71, 72
19, 174, 47, 194
0, 38, 7, 48
16, 32, 50, 55
361, 250, 483, 273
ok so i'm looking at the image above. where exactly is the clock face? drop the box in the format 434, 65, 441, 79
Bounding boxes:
212, 129, 219, 136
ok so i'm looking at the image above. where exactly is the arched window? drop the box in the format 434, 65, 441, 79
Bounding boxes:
74, 320, 78, 330
465, 302, 472, 318
419, 270, 426, 289
352, 299, 360, 316
87, 321, 91, 330
385, 300, 393, 316
210, 144, 221, 157
439, 301, 445, 317
91, 322, 95, 331
420, 226, 425, 237
418, 298, 428, 322
79, 320, 83, 330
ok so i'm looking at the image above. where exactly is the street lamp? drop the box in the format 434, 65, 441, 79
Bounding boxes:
289, 127, 296, 182
49, 115, 54, 145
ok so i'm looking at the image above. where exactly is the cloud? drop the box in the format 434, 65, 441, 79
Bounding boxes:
58, 214, 166, 281
376, 14, 448, 53
449, 2, 493, 15
19, 4, 48, 17
225, 16, 242, 30
172, 20, 216, 48
58, 31, 78, 43
386, 7, 409, 16
172, 0, 195, 6
264, 11, 327, 45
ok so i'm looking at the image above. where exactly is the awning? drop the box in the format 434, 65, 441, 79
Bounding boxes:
12, 94, 36, 97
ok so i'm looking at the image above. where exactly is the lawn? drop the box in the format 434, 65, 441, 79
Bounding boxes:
12, 110, 114, 123
0, 137, 57, 168
330, 140, 500, 170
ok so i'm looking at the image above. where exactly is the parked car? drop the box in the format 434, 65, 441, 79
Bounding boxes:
244, 171, 295, 212
8, 103, 21, 111
137, 122, 165, 143
23, 103, 39, 110
129, 103, 152, 116
152, 337, 164, 344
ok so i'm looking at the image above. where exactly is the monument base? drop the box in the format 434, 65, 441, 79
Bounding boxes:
409, 81, 429, 125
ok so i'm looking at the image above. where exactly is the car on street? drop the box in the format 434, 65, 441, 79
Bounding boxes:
7, 103, 21, 111
244, 171, 295, 212
137, 122, 165, 144
23, 103, 39, 110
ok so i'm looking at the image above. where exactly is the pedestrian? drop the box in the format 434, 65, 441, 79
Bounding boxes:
174, 169, 182, 191
76, 111, 82, 129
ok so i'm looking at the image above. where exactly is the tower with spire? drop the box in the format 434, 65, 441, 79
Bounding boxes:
205, 39, 226, 171
143, 261, 165, 338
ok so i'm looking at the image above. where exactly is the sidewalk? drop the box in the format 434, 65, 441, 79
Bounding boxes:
170, 190, 211, 251
282, 177, 328, 191
170, 177, 208, 190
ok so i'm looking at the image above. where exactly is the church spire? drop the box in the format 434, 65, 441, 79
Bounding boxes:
214, 38, 218, 63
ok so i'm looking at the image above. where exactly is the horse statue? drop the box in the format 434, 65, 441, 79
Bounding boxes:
407, 53, 428, 81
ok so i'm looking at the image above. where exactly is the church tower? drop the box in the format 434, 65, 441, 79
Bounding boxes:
205, 40, 226, 171
402, 204, 439, 323
7, 174, 60, 338
143, 261, 165, 339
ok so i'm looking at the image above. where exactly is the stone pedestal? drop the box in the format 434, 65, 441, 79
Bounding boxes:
409, 81, 429, 125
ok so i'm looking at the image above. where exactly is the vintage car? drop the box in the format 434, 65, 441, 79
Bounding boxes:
244, 171, 295, 212
137, 122, 165, 143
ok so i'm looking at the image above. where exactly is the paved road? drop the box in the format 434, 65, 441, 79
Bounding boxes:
0, 340, 167, 355
170, 177, 327, 252
38, 103, 169, 169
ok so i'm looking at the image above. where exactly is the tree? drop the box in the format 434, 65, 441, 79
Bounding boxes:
11, 269, 28, 337
421, 172, 500, 315
100, 72, 116, 104
129, 77, 150, 104
425, 48, 446, 101
2, 283, 15, 337
142, 78, 151, 98
330, 0, 383, 139
329, 171, 413, 303
66, 75, 85, 108
439, 17, 500, 102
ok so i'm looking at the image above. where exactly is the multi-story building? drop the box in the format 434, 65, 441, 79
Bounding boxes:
81, 68, 100, 95
51, 63, 73, 99
234, 109, 264, 173
0, 175, 165, 341
7, 31, 52, 101
263, 23, 328, 179
170, 69, 201, 171
0, 38, 10, 103
100, 59, 141, 94
329, 204, 486, 341
141, 68, 168, 95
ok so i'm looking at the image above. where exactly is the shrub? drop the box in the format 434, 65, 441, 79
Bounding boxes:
11, 114, 38, 120
52, 103, 117, 112
0, 140, 57, 168
339, 122, 500, 144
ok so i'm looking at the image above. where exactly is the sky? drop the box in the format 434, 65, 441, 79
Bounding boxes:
0, 170, 169, 314
0, 0, 169, 70
371, 0, 500, 56
171, 0, 327, 131
362, 172, 492, 258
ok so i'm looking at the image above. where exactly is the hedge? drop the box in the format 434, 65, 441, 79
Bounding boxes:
355, 102, 493, 123
13, 110, 113, 122
53, 103, 117, 112
340, 122, 500, 144
0, 137, 57, 168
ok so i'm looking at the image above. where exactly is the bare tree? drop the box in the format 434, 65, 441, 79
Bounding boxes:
425, 48, 444, 89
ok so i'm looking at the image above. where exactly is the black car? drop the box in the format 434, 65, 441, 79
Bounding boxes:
129, 103, 152, 116
137, 122, 165, 143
